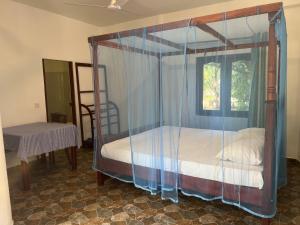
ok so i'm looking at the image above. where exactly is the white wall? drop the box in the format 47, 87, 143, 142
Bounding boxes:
0, 0, 99, 129
0, 115, 13, 225
97, 0, 300, 161
284, 2, 300, 161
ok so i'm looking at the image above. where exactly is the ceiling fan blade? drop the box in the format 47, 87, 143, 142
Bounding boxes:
64, 0, 139, 16
119, 8, 141, 16
64, 2, 107, 8
115, 0, 129, 6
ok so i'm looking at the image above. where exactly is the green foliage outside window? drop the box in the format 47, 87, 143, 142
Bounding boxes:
231, 60, 252, 111
203, 62, 221, 110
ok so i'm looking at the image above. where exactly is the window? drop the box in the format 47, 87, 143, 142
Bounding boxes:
196, 54, 252, 117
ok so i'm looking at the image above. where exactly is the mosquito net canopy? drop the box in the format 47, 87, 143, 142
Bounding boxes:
90, 4, 287, 218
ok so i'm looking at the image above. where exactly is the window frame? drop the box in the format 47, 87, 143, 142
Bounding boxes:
196, 53, 251, 118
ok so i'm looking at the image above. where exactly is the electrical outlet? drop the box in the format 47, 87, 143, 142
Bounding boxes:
34, 103, 40, 109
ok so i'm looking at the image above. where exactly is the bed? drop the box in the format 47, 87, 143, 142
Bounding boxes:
88, 2, 287, 224
101, 126, 264, 189
97, 126, 267, 209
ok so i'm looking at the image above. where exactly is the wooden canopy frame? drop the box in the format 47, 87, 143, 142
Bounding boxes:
89, 2, 283, 225
88, 2, 282, 56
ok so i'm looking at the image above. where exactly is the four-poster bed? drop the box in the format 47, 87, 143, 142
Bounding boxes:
88, 2, 287, 225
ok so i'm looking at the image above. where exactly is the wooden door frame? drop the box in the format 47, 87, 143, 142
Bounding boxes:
42, 58, 77, 125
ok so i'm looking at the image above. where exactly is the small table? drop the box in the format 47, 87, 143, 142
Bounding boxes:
3, 122, 79, 190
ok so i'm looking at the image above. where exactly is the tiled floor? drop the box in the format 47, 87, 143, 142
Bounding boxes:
7, 149, 300, 225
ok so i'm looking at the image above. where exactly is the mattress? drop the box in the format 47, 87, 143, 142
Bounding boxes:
101, 126, 264, 189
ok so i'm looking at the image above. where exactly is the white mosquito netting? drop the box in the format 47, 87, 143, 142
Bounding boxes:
90, 8, 287, 218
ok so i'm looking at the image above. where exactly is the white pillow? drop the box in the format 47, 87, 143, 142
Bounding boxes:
235, 128, 265, 140
216, 137, 264, 165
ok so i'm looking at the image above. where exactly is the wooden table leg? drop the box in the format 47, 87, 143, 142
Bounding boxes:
71, 147, 74, 170
40, 153, 47, 164
49, 152, 55, 165
74, 147, 77, 169
21, 161, 30, 191
65, 148, 72, 165
71, 147, 77, 170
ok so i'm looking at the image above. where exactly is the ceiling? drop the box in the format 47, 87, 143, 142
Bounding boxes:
13, 0, 233, 27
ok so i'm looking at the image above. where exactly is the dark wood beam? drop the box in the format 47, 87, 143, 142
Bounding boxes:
161, 41, 268, 57
190, 2, 282, 25
99, 40, 269, 57
140, 34, 186, 51
99, 41, 159, 57
88, 2, 282, 43
91, 43, 103, 148
196, 24, 235, 47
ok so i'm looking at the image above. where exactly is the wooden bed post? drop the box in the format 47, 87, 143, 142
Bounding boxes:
97, 171, 104, 185
158, 55, 161, 126
92, 40, 105, 186
262, 218, 271, 225
262, 12, 278, 225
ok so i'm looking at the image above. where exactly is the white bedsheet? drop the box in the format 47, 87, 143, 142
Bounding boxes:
101, 126, 264, 189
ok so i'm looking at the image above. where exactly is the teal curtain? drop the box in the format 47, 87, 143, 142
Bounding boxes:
248, 33, 267, 128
